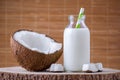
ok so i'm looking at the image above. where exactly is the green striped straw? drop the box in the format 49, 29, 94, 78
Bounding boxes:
75, 8, 84, 28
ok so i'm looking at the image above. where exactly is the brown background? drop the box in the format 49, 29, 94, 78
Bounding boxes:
0, 0, 120, 69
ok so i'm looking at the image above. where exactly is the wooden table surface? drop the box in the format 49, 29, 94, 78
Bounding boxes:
0, 66, 119, 80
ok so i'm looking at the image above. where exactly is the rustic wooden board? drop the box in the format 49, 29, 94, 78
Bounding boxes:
0, 66, 119, 80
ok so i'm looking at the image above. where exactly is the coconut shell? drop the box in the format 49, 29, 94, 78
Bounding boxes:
10, 30, 63, 71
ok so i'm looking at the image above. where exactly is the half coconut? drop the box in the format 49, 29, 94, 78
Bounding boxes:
10, 29, 62, 71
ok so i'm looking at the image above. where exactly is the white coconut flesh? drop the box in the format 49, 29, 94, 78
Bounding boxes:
13, 31, 62, 54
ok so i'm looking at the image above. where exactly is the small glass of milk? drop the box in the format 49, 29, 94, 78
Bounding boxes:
63, 27, 90, 72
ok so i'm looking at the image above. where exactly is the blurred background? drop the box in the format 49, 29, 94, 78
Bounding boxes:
0, 0, 120, 69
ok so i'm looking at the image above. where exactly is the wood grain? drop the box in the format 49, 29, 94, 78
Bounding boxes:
0, 67, 119, 80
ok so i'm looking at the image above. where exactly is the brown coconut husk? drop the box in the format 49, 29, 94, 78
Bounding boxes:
10, 29, 63, 71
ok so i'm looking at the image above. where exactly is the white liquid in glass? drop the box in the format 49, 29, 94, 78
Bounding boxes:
64, 28, 90, 71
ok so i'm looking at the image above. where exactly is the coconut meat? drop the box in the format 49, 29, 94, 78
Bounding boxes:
14, 31, 62, 54
82, 63, 98, 72
50, 64, 64, 71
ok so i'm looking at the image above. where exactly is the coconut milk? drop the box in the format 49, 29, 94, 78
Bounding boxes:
63, 28, 90, 71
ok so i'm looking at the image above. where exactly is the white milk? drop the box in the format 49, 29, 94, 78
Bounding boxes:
63, 28, 90, 71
